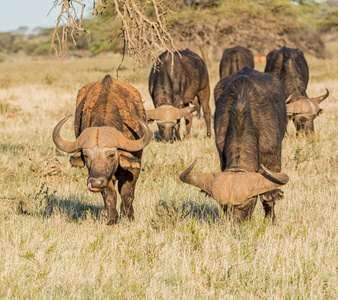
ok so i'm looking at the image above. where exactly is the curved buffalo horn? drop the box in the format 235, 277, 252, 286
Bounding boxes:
286, 98, 321, 115
179, 160, 214, 195
285, 94, 293, 104
286, 101, 299, 115
53, 114, 78, 153
286, 100, 313, 115
146, 106, 178, 121
112, 114, 152, 152
181, 101, 199, 116
53, 119, 100, 153
166, 103, 198, 121
145, 108, 163, 121
260, 164, 289, 184
179, 161, 289, 206
146, 102, 199, 122
53, 114, 151, 153
310, 88, 329, 104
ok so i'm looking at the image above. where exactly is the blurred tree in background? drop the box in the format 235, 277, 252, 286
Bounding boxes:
0, 0, 336, 59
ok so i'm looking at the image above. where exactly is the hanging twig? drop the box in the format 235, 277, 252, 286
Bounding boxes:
49, 0, 90, 57
50, 0, 178, 66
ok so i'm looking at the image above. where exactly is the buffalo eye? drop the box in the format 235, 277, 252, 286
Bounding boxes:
82, 153, 91, 165
107, 153, 115, 160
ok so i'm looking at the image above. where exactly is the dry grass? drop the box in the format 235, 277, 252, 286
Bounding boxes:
0, 43, 337, 298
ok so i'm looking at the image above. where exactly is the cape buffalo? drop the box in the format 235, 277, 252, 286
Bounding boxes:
219, 46, 255, 79
180, 67, 289, 222
53, 75, 151, 225
147, 49, 211, 141
265, 46, 329, 133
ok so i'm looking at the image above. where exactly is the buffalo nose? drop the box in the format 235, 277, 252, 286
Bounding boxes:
163, 135, 173, 142
90, 179, 104, 188
87, 177, 107, 192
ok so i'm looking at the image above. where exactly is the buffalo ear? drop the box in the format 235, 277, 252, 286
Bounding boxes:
70, 151, 85, 168
118, 151, 141, 170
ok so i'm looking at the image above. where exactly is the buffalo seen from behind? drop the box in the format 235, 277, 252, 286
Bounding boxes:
147, 49, 212, 141
180, 67, 289, 222
219, 46, 255, 79
265, 46, 329, 133
53, 75, 151, 225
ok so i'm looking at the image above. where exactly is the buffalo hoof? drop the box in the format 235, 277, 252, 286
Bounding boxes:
127, 214, 135, 221
106, 217, 118, 226
263, 209, 276, 222
120, 215, 135, 222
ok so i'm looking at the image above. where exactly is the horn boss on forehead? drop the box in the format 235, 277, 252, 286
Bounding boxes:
53, 115, 151, 153
180, 161, 289, 206
146, 102, 199, 122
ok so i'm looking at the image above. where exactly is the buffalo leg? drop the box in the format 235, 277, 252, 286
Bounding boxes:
260, 189, 283, 222
197, 88, 211, 138
222, 197, 258, 222
232, 196, 258, 222
102, 180, 118, 225
261, 200, 275, 221
194, 96, 202, 119
174, 120, 181, 141
118, 169, 140, 221
259, 139, 283, 222
235, 196, 258, 221
184, 113, 193, 138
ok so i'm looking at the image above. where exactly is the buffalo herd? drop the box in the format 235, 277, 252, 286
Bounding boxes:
53, 46, 329, 224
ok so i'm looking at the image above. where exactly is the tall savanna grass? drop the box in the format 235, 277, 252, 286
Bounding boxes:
0, 43, 337, 298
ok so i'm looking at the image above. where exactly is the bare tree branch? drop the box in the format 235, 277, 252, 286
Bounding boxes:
49, 0, 90, 57
50, 0, 178, 65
